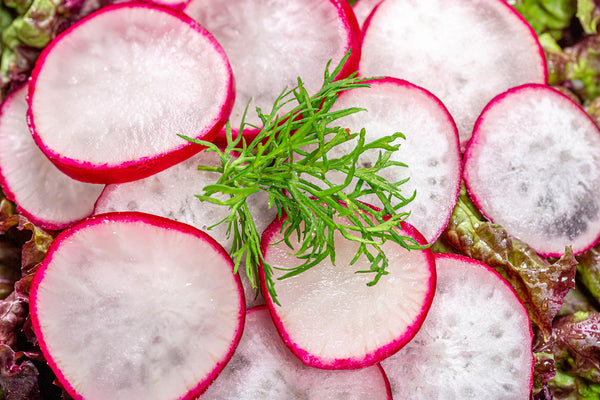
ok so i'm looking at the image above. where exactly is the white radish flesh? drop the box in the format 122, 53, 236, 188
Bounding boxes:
381, 253, 533, 399
30, 212, 245, 400
0, 85, 103, 230
352, 0, 380, 27
184, 0, 360, 144
260, 216, 435, 370
28, 3, 234, 184
463, 84, 600, 257
94, 150, 277, 308
359, 0, 546, 149
201, 306, 392, 399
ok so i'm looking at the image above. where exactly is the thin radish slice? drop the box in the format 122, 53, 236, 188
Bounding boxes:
201, 306, 392, 399
184, 0, 360, 144
0, 85, 103, 230
359, 0, 546, 150
381, 253, 534, 399
30, 212, 245, 400
308, 77, 460, 243
93, 150, 277, 308
28, 3, 234, 184
352, 0, 380, 28
463, 84, 600, 257
260, 215, 435, 370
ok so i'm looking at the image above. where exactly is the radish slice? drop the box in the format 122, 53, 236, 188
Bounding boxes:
93, 150, 277, 308
313, 77, 460, 243
201, 306, 392, 399
260, 216, 435, 370
352, 0, 380, 27
28, 3, 234, 184
0, 85, 104, 230
184, 0, 360, 144
30, 212, 245, 400
463, 84, 600, 257
359, 0, 546, 150
381, 253, 534, 399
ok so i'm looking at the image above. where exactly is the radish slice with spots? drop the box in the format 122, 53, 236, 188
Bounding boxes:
27, 3, 234, 184
381, 253, 534, 399
201, 306, 392, 399
0, 85, 103, 230
30, 212, 245, 400
463, 84, 600, 257
184, 0, 360, 144
359, 0, 546, 150
260, 215, 435, 370
93, 150, 277, 308
308, 77, 460, 243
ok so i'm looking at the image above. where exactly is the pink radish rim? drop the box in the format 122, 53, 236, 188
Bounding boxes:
29, 211, 246, 400
26, 2, 235, 184
433, 252, 535, 392
259, 209, 436, 370
463, 83, 600, 257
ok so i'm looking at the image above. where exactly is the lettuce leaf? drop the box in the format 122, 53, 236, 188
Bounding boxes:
512, 0, 577, 39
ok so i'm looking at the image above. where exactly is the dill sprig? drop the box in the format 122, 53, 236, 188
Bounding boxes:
181, 53, 424, 304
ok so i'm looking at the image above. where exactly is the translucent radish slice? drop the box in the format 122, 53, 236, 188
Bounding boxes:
359, 0, 546, 150
260, 216, 435, 370
201, 306, 392, 399
0, 85, 103, 230
184, 0, 360, 144
28, 3, 234, 184
381, 253, 534, 399
463, 84, 600, 257
93, 150, 277, 308
311, 78, 460, 243
30, 212, 245, 400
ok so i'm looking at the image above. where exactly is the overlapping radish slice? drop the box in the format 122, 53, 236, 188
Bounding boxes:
93, 150, 277, 308
381, 253, 534, 399
201, 306, 392, 399
27, 3, 234, 184
312, 78, 460, 243
0, 85, 104, 230
359, 0, 546, 150
30, 212, 245, 400
352, 0, 380, 27
463, 84, 600, 257
184, 0, 360, 144
260, 215, 435, 370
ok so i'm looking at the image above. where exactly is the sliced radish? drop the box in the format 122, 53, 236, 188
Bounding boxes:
30, 212, 245, 400
0, 85, 104, 230
260, 215, 435, 370
381, 253, 534, 399
463, 84, 600, 257
201, 306, 392, 399
184, 0, 360, 144
352, 0, 380, 27
359, 0, 546, 149
28, 3, 234, 184
93, 150, 277, 308
309, 77, 460, 243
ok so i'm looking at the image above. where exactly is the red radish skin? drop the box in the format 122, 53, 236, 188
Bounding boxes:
381, 253, 534, 399
464, 84, 600, 257
184, 0, 360, 145
260, 214, 435, 370
352, 0, 380, 27
27, 3, 234, 184
30, 212, 245, 400
0, 85, 103, 230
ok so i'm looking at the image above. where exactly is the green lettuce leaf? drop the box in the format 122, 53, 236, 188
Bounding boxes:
577, 0, 600, 34
512, 0, 577, 39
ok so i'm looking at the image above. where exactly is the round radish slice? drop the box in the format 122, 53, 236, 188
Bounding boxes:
260, 215, 435, 370
93, 150, 277, 308
184, 0, 360, 144
359, 0, 546, 150
30, 212, 245, 400
381, 253, 534, 399
28, 3, 234, 184
463, 84, 600, 257
201, 306, 392, 399
309, 78, 460, 243
0, 85, 104, 230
